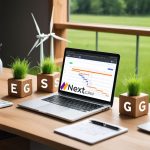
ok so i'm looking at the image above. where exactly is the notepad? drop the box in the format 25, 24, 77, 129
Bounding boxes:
0, 99, 13, 108
54, 119, 128, 144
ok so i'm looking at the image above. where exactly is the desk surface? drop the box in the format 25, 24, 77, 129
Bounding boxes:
0, 68, 150, 150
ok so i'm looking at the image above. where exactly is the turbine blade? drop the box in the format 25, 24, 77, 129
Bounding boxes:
31, 13, 41, 35
52, 34, 71, 43
36, 36, 49, 48
28, 39, 39, 56
50, 7, 54, 33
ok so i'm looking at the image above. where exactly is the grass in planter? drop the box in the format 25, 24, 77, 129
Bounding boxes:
12, 58, 29, 79
126, 76, 141, 96
29, 66, 40, 75
41, 57, 60, 74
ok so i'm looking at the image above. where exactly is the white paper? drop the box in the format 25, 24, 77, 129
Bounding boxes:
55, 119, 128, 144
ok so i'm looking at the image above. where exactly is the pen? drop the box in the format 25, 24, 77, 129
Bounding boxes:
91, 120, 120, 131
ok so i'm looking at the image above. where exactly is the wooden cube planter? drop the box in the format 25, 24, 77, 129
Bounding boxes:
119, 93, 149, 118
8, 78, 32, 98
37, 72, 60, 93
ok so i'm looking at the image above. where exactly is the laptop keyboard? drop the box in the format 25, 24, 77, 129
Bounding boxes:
42, 95, 103, 112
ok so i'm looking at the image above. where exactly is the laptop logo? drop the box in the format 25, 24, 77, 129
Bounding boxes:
60, 82, 69, 90
60, 82, 94, 95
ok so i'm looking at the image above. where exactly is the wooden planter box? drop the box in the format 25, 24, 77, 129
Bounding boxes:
8, 78, 32, 98
37, 72, 60, 93
119, 93, 149, 118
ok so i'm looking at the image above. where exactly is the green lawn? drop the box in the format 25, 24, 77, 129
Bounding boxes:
68, 15, 150, 96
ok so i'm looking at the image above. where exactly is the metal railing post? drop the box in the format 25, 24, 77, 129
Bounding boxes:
135, 35, 139, 77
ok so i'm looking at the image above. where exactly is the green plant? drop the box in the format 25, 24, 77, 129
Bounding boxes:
29, 66, 41, 75
126, 76, 141, 96
41, 57, 57, 74
11, 58, 29, 79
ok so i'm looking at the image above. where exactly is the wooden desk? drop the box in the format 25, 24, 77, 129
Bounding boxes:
0, 68, 150, 150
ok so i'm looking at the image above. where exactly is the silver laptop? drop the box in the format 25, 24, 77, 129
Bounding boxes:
18, 48, 120, 122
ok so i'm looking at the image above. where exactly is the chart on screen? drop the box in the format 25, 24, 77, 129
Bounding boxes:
61, 56, 117, 102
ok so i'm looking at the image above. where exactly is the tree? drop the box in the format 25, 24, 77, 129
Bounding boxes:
75, 0, 91, 14
70, 0, 79, 14
90, 0, 103, 14
126, 0, 139, 15
70, 0, 150, 15
112, 0, 126, 15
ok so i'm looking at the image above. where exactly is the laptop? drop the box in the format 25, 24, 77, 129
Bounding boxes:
18, 48, 120, 122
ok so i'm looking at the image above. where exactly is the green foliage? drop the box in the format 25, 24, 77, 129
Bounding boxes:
126, 0, 150, 15
55, 65, 61, 73
29, 66, 40, 75
125, 76, 141, 96
90, 0, 103, 14
76, 0, 91, 14
11, 58, 29, 79
70, 0, 79, 13
41, 57, 60, 74
71, 0, 150, 15
100, 0, 126, 15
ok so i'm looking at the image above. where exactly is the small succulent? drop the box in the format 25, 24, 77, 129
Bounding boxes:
11, 58, 29, 79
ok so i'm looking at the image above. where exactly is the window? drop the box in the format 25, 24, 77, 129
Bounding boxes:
64, 0, 150, 97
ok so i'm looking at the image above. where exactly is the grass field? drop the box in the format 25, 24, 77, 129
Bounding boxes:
68, 15, 150, 96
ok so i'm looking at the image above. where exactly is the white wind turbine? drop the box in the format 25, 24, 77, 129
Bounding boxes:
28, 7, 70, 65
36, 7, 70, 61
28, 13, 45, 65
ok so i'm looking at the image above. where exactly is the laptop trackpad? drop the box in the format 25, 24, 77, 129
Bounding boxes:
38, 104, 85, 120
19, 100, 49, 109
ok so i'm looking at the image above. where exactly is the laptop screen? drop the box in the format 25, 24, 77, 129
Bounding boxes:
59, 49, 119, 103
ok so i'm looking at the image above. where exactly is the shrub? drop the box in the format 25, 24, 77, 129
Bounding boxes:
12, 58, 29, 79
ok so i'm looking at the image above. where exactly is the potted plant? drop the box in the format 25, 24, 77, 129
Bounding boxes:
8, 59, 32, 97
119, 76, 149, 117
37, 57, 60, 93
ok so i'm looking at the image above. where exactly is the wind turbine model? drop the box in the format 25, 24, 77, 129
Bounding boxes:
36, 7, 70, 61
28, 13, 45, 65
28, 7, 70, 64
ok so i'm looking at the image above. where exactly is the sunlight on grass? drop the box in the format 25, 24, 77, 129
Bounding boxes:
70, 15, 150, 27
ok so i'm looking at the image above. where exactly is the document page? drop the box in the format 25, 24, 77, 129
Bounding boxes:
54, 119, 128, 144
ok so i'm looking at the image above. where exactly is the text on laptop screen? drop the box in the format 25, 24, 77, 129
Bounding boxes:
60, 51, 118, 102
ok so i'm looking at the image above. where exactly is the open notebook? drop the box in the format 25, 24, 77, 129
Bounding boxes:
54, 119, 128, 144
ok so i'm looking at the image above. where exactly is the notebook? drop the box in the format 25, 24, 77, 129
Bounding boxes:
18, 48, 120, 122
54, 119, 128, 144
